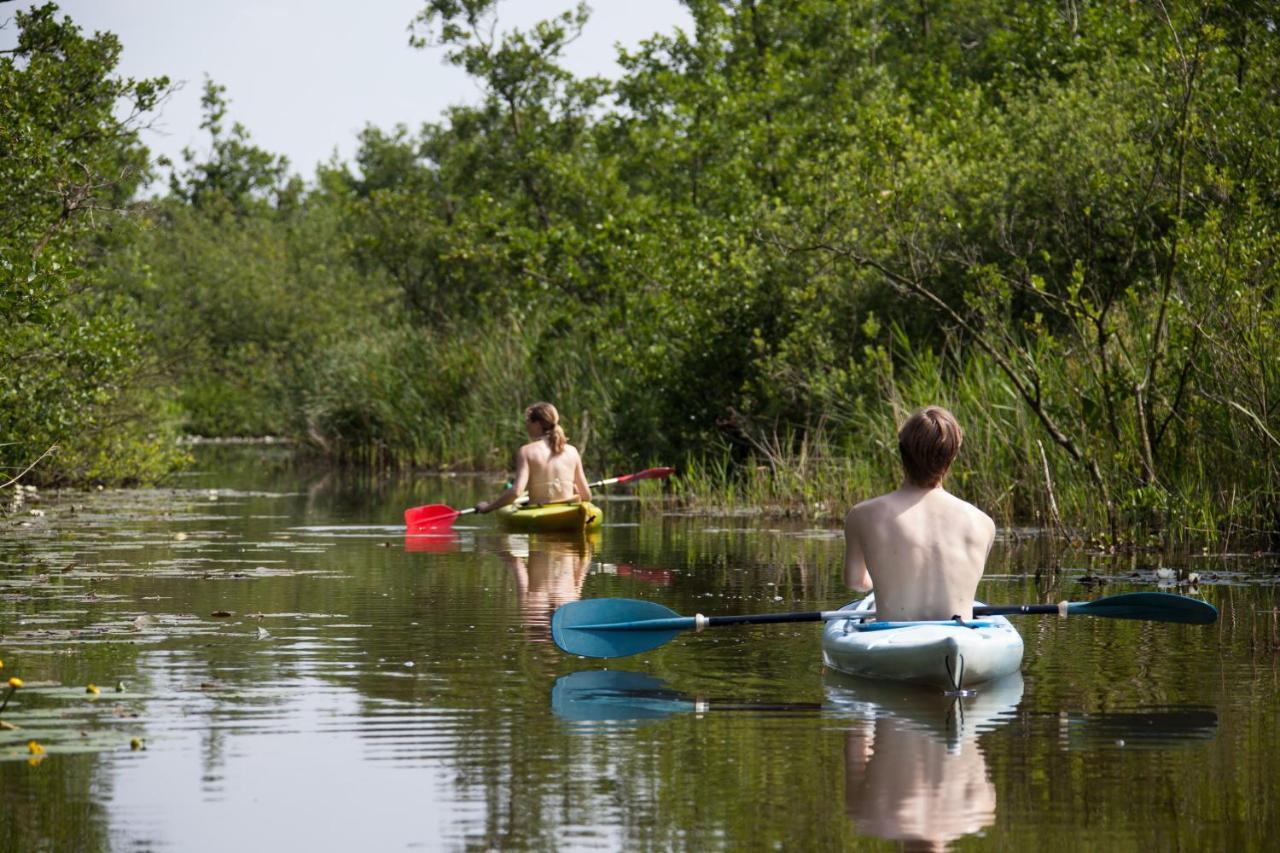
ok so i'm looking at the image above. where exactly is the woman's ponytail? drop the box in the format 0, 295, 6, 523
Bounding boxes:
525, 402, 567, 455
548, 424, 567, 455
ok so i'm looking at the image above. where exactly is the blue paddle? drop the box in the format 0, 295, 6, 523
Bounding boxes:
551, 592, 1219, 659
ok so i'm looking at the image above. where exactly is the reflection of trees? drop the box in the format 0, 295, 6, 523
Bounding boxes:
0, 757, 113, 851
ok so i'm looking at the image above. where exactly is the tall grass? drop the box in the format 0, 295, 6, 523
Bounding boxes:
300, 315, 1272, 546
671, 337, 1047, 521
671, 333, 1248, 544
301, 318, 617, 470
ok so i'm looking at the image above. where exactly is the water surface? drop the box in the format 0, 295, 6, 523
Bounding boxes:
1, 447, 1276, 851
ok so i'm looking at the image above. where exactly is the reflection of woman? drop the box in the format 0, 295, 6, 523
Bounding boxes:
475, 402, 591, 512
499, 535, 592, 640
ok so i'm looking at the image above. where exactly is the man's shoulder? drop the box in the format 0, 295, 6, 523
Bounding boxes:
853, 488, 919, 511
940, 491, 996, 534
847, 492, 896, 524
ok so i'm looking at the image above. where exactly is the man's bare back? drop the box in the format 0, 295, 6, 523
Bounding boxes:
844, 486, 995, 621
843, 406, 994, 622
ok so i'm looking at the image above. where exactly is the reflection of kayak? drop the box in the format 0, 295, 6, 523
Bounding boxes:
824, 669, 1023, 752
822, 596, 1023, 691
496, 501, 603, 532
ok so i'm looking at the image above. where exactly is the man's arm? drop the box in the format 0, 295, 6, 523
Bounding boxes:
844, 509, 873, 592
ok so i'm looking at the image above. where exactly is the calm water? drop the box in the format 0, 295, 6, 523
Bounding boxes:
1, 447, 1277, 851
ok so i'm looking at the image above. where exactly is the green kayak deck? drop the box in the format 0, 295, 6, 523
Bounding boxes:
496, 501, 603, 532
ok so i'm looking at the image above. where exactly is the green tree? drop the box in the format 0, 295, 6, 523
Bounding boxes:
0, 2, 181, 485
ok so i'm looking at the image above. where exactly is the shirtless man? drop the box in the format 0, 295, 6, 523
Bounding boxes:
844, 406, 995, 622
474, 402, 591, 513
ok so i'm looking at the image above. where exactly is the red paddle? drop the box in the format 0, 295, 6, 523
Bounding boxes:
403, 467, 674, 531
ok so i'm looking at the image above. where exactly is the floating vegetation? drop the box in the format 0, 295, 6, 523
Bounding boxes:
0, 684, 148, 763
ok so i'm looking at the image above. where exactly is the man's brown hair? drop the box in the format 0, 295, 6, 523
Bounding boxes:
898, 406, 964, 488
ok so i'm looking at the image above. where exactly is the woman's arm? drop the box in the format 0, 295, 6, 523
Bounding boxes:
573, 451, 591, 502
476, 449, 530, 513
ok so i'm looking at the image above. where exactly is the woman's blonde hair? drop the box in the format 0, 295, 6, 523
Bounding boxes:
526, 402, 567, 455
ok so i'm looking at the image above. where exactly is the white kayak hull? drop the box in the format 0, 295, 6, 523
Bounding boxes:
821, 596, 1024, 691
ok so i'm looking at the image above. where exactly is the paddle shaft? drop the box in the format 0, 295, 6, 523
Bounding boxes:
512, 466, 676, 508
408, 466, 673, 526
552, 592, 1216, 659
574, 610, 987, 632
570, 596, 1216, 633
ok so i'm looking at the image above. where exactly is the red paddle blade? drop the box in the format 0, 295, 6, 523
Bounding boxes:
404, 504, 460, 529
614, 467, 675, 484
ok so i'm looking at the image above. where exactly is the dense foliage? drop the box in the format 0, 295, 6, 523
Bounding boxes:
0, 4, 183, 484
4, 1, 1277, 542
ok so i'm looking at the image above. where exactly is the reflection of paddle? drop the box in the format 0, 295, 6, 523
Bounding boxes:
616, 564, 674, 586
403, 529, 461, 553
1056, 707, 1218, 749
551, 593, 1219, 659
403, 466, 674, 530
550, 670, 821, 723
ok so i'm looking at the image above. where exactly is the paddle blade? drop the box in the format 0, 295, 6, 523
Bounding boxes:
1067, 592, 1218, 624
552, 598, 688, 658
404, 504, 459, 529
614, 466, 675, 484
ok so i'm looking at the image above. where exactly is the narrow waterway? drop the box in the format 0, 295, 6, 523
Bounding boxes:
1, 446, 1276, 851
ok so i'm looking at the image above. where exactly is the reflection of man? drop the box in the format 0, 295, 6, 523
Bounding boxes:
843, 717, 996, 851
499, 536, 592, 641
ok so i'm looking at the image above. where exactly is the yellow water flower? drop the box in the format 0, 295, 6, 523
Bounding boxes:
7, 677, 23, 689
85, 684, 100, 695
130, 737, 144, 751
28, 740, 44, 755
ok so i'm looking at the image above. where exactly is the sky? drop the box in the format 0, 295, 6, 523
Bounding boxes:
1, 1, 692, 175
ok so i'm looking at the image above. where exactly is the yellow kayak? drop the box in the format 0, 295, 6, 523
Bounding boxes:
496, 501, 603, 532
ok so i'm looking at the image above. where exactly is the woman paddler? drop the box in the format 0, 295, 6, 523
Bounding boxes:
474, 402, 591, 513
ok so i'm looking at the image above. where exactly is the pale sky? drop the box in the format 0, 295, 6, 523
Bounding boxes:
1, 1, 692, 176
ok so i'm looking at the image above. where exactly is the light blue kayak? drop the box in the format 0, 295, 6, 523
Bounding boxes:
821, 595, 1024, 691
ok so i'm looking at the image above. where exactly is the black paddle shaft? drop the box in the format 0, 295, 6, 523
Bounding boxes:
705, 608, 1032, 627
705, 611, 826, 627
976, 604, 1058, 617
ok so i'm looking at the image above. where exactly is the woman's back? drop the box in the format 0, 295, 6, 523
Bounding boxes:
521, 440, 585, 504
474, 402, 591, 515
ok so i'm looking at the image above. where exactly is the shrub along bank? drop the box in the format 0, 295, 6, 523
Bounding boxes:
4, 2, 1277, 544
